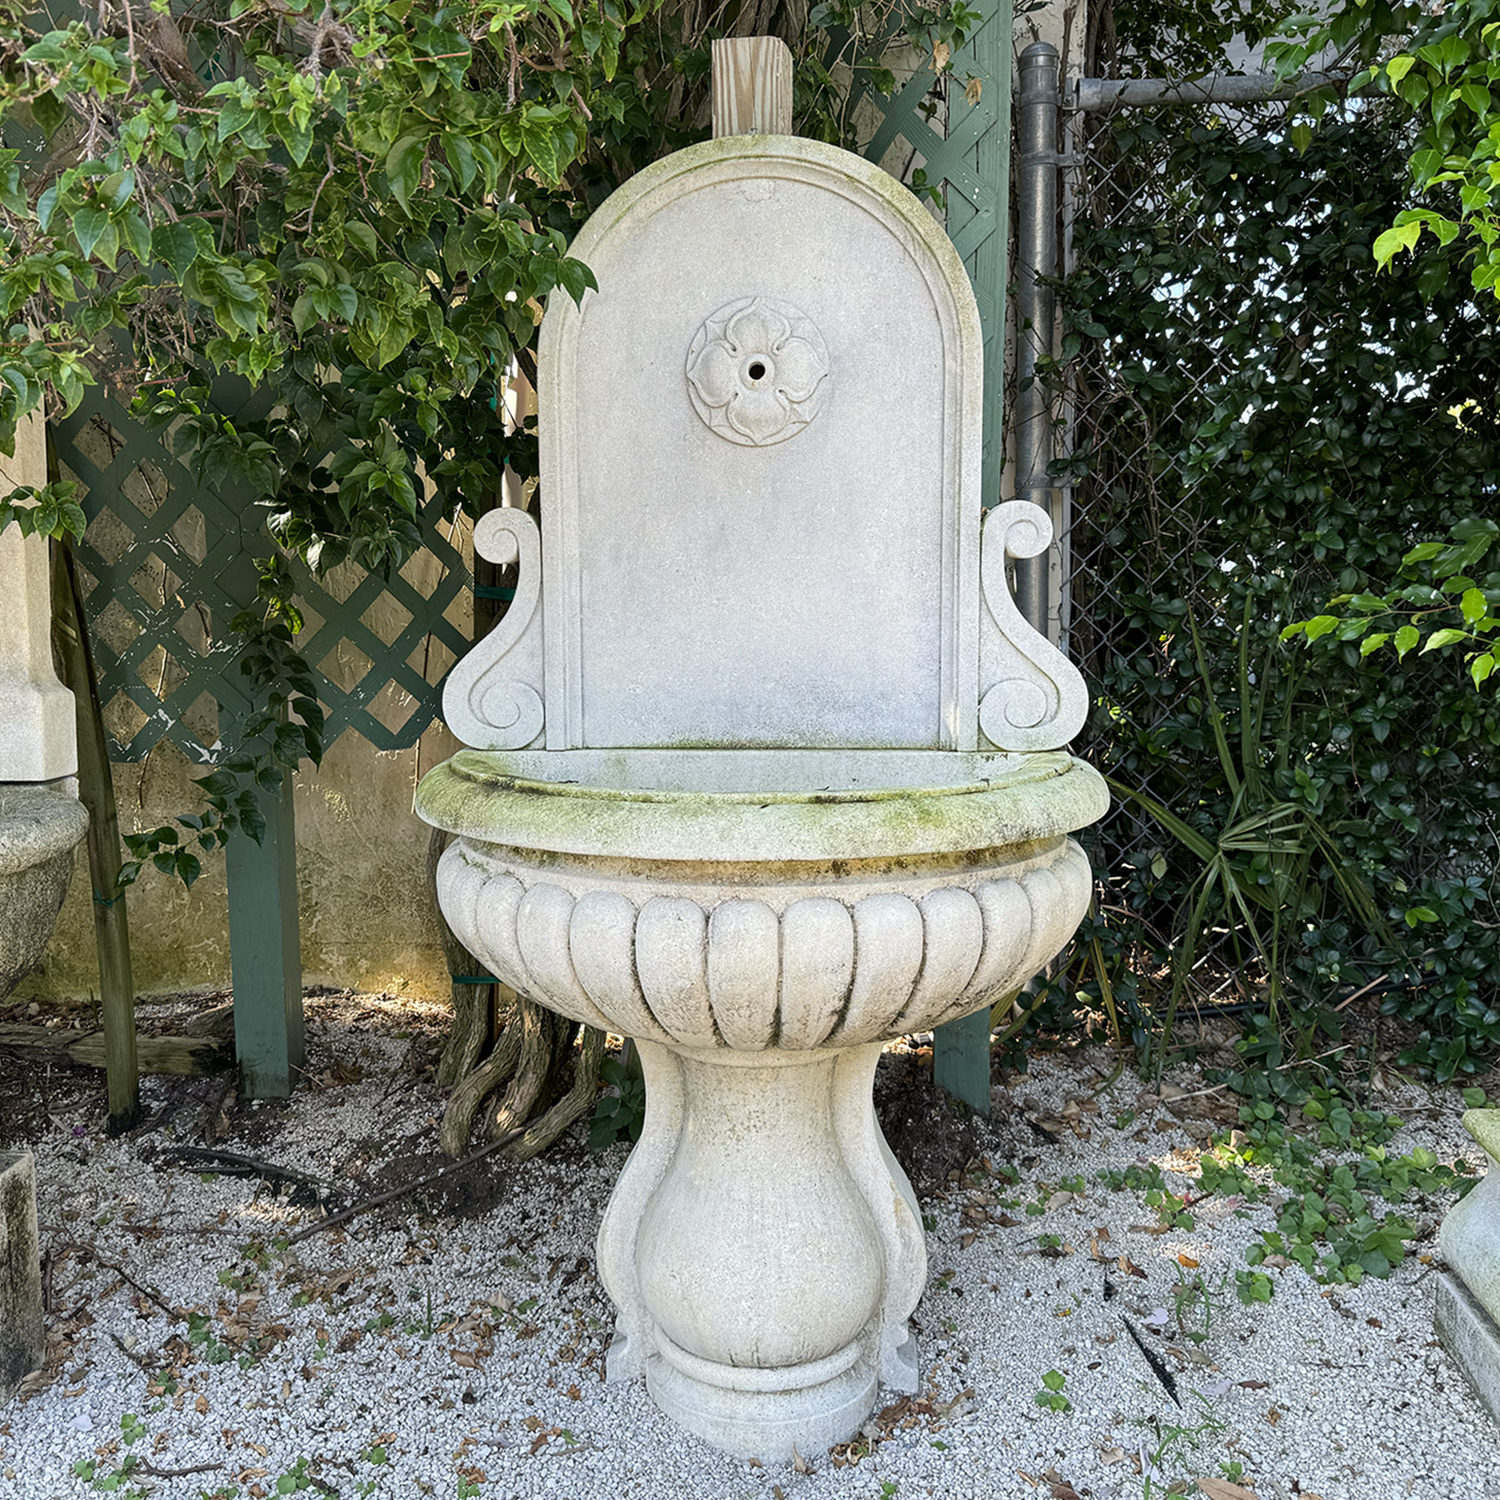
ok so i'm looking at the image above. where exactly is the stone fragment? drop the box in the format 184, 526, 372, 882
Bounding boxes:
0, 1153, 44, 1403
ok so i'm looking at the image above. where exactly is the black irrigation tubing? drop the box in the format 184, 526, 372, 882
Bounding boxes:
1121, 1315, 1182, 1409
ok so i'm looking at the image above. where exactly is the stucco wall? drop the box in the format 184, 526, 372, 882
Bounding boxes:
18, 529, 473, 1008
17, 718, 465, 1005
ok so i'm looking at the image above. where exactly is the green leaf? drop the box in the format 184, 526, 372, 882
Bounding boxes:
1385, 54, 1416, 86
1421, 628, 1470, 652
31, 89, 66, 138
385, 132, 427, 212
291, 291, 317, 336
153, 220, 202, 279
1404, 541, 1446, 563
72, 206, 111, 260
1373, 221, 1423, 268
1461, 588, 1489, 624
1394, 625, 1420, 658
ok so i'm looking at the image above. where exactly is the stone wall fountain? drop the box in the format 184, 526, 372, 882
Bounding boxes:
1, 413, 82, 1402
416, 130, 1107, 1457
0, 413, 87, 1002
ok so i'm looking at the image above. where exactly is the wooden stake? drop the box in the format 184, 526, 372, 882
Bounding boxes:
49, 537, 141, 1132
711, 37, 794, 137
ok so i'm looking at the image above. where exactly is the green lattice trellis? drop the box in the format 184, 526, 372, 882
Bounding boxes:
53, 384, 472, 765
838, 0, 1011, 511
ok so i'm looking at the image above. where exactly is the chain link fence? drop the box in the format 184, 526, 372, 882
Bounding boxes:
1041, 84, 1500, 1027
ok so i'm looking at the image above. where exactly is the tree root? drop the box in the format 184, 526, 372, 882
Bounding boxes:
505, 1025, 608, 1162
487, 999, 562, 1140
437, 979, 509, 1090
439, 1018, 523, 1158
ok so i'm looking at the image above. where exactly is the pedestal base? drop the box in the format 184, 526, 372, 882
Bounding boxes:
646, 1336, 878, 1459
1435, 1271, 1500, 1428
597, 1039, 925, 1459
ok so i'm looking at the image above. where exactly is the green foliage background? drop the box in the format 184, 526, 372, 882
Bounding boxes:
1051, 17, 1500, 1081
0, 0, 970, 874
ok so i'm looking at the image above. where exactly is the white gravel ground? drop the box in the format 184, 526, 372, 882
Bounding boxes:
1, 991, 1495, 1500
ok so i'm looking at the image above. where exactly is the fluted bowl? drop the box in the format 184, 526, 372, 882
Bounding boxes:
416, 747, 1107, 1051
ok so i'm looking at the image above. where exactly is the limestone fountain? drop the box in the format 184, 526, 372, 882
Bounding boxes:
1, 412, 87, 1002
416, 132, 1107, 1457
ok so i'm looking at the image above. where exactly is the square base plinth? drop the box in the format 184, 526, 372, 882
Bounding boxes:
1435, 1269, 1500, 1428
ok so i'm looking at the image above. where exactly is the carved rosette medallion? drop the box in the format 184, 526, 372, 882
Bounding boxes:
685, 297, 831, 446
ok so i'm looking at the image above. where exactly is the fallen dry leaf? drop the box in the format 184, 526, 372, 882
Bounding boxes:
1099, 1446, 1127, 1465
1264, 1406, 1282, 1426
1119, 1255, 1148, 1279
1195, 1480, 1260, 1500
1178, 1253, 1200, 1269
1237, 1379, 1269, 1390
964, 76, 982, 104
791, 1445, 811, 1475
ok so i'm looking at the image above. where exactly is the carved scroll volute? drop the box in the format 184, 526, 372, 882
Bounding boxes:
442, 507, 546, 750
977, 501, 1088, 752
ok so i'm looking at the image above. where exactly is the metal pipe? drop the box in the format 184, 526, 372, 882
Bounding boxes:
1074, 70, 1367, 112
1014, 41, 1059, 634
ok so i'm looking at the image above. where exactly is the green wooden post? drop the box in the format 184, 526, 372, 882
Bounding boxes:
933, 0, 1012, 1114
840, 0, 1011, 1111
934, 1006, 993, 1115
225, 777, 303, 1097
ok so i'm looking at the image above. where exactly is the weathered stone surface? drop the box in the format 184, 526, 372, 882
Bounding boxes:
419, 131, 1106, 1460
0, 1153, 44, 1403
1440, 1111, 1500, 1328
0, 784, 87, 1002
1435, 1270, 1500, 1429
0, 412, 76, 784
442, 136, 1088, 758
435, 833, 1093, 1050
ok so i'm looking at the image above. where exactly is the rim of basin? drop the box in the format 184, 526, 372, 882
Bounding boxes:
415, 748, 1109, 863
0, 783, 89, 877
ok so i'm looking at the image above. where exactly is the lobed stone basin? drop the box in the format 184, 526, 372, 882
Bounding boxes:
419, 747, 1104, 1051
416, 746, 1106, 1457
0, 783, 88, 1002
